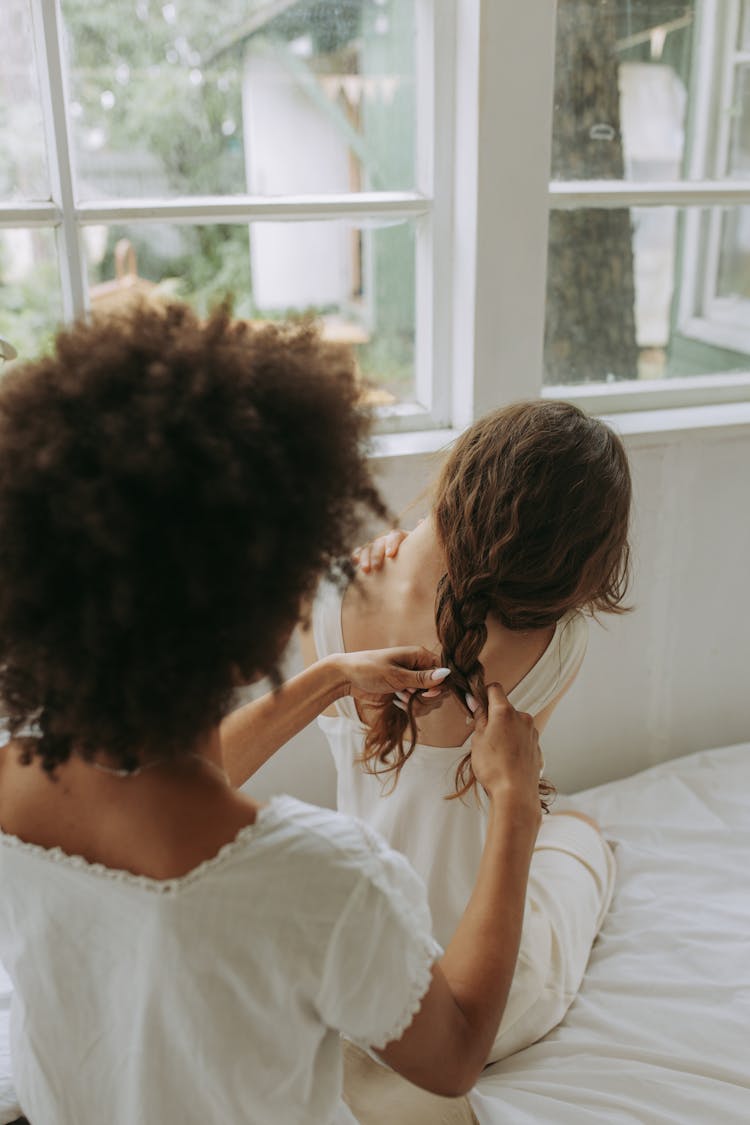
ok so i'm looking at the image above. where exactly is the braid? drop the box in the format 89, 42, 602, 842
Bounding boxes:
360, 570, 556, 810
434, 574, 488, 799
435, 575, 489, 694
436, 573, 556, 811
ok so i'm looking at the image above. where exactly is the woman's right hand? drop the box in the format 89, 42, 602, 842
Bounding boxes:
469, 683, 543, 820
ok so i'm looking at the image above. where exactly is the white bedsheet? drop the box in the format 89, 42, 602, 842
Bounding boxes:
471, 742, 750, 1125
1, 744, 747, 1123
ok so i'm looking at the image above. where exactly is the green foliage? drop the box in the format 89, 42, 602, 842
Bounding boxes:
3, 0, 416, 395
0, 235, 61, 362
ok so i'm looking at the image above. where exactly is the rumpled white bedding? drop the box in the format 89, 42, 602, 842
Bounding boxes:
0, 743, 747, 1124
471, 742, 750, 1125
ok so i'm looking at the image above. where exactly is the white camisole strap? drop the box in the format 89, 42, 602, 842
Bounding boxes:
312, 581, 588, 723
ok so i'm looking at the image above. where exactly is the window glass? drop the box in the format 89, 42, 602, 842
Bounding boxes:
83, 217, 416, 403
727, 64, 750, 177
551, 0, 695, 182
0, 229, 62, 360
740, 0, 750, 49
61, 0, 417, 201
0, 0, 50, 200
716, 208, 750, 300
544, 206, 750, 384
546, 3, 750, 386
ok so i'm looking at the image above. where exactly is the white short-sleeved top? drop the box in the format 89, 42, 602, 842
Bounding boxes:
313, 581, 589, 949
0, 795, 441, 1125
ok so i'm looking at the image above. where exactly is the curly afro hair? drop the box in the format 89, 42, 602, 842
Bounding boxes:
0, 301, 386, 774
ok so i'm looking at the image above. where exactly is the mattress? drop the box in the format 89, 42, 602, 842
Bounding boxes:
0, 743, 747, 1123
471, 742, 750, 1124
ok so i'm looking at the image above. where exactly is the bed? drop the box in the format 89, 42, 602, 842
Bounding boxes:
0, 742, 748, 1123
471, 741, 750, 1124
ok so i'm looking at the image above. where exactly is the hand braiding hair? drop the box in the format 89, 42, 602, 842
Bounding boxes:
435, 573, 556, 809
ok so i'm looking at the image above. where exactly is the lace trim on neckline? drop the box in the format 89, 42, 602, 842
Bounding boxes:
0, 796, 285, 895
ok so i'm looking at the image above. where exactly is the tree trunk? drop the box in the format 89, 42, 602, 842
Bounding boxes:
545, 0, 639, 383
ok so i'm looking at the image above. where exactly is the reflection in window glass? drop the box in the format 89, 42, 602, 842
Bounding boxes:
61, 0, 416, 201
740, 0, 750, 49
84, 217, 415, 403
551, 0, 694, 182
544, 207, 750, 385
0, 229, 62, 360
727, 65, 750, 177
0, 0, 50, 200
717, 208, 750, 301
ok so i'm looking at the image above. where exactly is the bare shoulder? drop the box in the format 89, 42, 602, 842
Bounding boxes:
479, 619, 556, 697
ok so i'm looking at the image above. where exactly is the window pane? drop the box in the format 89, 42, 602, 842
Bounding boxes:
717, 208, 750, 300
727, 65, 750, 177
740, 0, 750, 49
0, 229, 62, 359
84, 217, 416, 403
551, 0, 695, 182
62, 0, 417, 201
0, 0, 50, 200
544, 206, 750, 384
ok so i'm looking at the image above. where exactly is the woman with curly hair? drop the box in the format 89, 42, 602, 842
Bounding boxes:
304, 401, 631, 1109
0, 302, 545, 1125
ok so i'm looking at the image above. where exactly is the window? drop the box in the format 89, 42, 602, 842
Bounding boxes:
679, 0, 750, 359
2, 1, 749, 436
542, 0, 750, 410
1, 0, 453, 432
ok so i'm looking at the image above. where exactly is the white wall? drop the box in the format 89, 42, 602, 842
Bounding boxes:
247, 417, 750, 805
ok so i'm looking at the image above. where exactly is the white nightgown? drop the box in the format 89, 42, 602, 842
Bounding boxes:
312, 580, 616, 1065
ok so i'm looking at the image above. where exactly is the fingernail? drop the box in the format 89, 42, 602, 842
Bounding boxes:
395, 691, 409, 703
421, 688, 440, 698
431, 667, 451, 682
465, 693, 478, 713
393, 700, 407, 712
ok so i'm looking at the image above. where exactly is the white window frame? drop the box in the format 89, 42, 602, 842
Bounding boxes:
699, 1, 750, 344
4, 0, 750, 441
464, 0, 750, 419
2, 0, 456, 434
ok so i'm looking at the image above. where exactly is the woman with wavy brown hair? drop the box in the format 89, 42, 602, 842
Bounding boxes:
305, 400, 631, 1101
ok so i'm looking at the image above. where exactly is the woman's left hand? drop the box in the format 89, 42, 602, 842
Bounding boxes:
351, 527, 410, 573
333, 647, 450, 707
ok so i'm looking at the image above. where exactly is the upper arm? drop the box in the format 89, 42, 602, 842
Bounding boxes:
315, 834, 479, 1097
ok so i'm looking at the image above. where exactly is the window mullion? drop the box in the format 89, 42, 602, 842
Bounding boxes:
76, 194, 430, 226
413, 0, 454, 426
550, 181, 750, 208
467, 0, 556, 419
30, 0, 87, 322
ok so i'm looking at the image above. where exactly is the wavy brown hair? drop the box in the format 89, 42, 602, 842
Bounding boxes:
362, 400, 632, 804
0, 301, 385, 775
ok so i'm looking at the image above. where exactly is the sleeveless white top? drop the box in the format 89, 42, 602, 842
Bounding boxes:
313, 582, 589, 949
0, 796, 440, 1125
